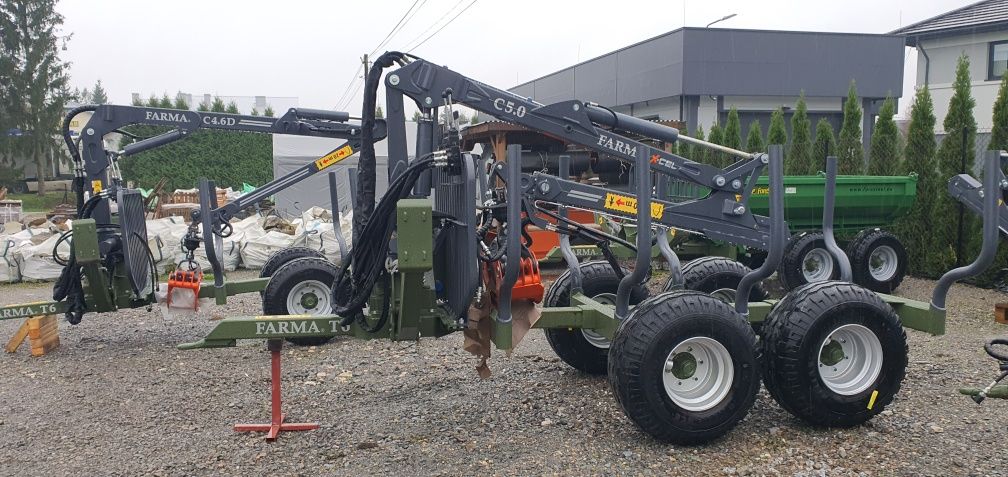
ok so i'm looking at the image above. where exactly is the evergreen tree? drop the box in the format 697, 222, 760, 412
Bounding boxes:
210, 96, 226, 112
0, 0, 71, 194
724, 107, 742, 151
91, 79, 108, 104
470, 114, 479, 125
250, 107, 259, 116
225, 101, 239, 114
158, 93, 172, 109
263, 105, 274, 117
812, 118, 836, 172
973, 74, 1008, 286
767, 108, 787, 148
932, 54, 978, 275
867, 96, 899, 175
690, 125, 706, 164
745, 120, 764, 153
411, 110, 422, 121
896, 86, 939, 277
147, 94, 160, 107
173, 91, 188, 110
131, 95, 144, 106
707, 122, 725, 167
838, 81, 864, 174
788, 93, 813, 175
375, 105, 384, 119
197, 101, 210, 112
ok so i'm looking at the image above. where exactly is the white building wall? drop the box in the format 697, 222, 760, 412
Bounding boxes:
611, 96, 681, 121
722, 95, 842, 113
916, 31, 1008, 133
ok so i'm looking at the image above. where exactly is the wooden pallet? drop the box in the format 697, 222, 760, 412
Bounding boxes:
5, 315, 60, 357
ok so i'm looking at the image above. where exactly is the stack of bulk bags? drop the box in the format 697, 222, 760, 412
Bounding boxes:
145, 217, 190, 273
0, 237, 19, 283
16, 228, 69, 282
292, 207, 352, 264
241, 216, 295, 269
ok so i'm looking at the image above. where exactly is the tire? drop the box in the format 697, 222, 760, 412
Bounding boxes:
779, 232, 839, 291
608, 290, 760, 445
846, 228, 907, 294
259, 246, 326, 298
543, 261, 649, 375
262, 257, 338, 347
760, 281, 907, 427
663, 256, 768, 302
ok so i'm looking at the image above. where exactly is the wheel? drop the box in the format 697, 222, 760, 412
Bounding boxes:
258, 246, 326, 297
262, 257, 337, 347
608, 290, 760, 445
663, 256, 768, 303
779, 232, 839, 291
760, 281, 907, 427
846, 228, 907, 294
543, 261, 649, 375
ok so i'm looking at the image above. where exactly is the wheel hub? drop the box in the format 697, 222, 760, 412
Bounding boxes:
817, 324, 883, 395
868, 245, 898, 281
802, 248, 834, 282
286, 280, 332, 315
662, 337, 734, 412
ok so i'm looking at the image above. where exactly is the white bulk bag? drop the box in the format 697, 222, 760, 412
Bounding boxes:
0, 237, 20, 283
16, 234, 69, 282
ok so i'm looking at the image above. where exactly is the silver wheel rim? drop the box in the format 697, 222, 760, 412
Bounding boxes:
581, 293, 616, 349
286, 280, 332, 315
818, 324, 883, 395
709, 288, 737, 304
802, 248, 834, 282
868, 245, 898, 282
662, 337, 734, 411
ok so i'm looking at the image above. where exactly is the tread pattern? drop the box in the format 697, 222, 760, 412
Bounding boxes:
779, 232, 838, 291
258, 246, 326, 297
760, 281, 908, 426
664, 256, 768, 301
263, 257, 338, 346
543, 261, 648, 375
608, 290, 760, 444
846, 228, 907, 293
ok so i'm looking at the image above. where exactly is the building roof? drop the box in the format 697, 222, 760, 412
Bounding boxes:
890, 0, 1008, 45
510, 27, 904, 106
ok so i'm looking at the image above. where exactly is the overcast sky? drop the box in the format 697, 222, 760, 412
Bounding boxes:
58, 0, 968, 118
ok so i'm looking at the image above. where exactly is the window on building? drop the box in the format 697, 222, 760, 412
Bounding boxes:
991, 40, 1008, 81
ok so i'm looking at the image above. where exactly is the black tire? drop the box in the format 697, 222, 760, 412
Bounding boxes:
259, 247, 326, 297
543, 261, 649, 375
608, 290, 760, 445
760, 281, 907, 427
779, 232, 839, 291
663, 256, 768, 302
846, 228, 907, 294
262, 257, 337, 347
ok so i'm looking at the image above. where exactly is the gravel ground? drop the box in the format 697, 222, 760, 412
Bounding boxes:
1, 270, 1007, 476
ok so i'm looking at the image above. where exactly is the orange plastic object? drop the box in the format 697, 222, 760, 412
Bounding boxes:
167, 268, 203, 311
511, 256, 544, 303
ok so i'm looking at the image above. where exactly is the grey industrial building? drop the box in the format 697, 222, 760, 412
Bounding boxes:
510, 27, 906, 153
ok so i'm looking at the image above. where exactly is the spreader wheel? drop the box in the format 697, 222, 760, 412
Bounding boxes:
259, 246, 327, 297
846, 228, 907, 293
608, 290, 760, 445
760, 281, 907, 427
543, 261, 649, 375
262, 257, 338, 347
779, 232, 839, 291
663, 256, 768, 303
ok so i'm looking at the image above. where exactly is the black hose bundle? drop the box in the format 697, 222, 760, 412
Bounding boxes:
62, 105, 98, 214
53, 192, 105, 324
332, 155, 435, 321
354, 51, 407, 245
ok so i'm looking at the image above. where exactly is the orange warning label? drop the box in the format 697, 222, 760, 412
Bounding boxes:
314, 145, 354, 170
603, 193, 664, 219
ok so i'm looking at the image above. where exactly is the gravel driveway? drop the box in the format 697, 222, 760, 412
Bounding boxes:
0, 271, 1006, 476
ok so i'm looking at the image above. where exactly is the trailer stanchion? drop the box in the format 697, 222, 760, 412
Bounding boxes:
234, 339, 319, 441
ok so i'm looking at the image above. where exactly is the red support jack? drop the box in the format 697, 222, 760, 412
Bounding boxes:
234, 339, 319, 441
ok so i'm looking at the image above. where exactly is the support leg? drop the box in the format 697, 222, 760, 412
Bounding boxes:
234, 339, 319, 441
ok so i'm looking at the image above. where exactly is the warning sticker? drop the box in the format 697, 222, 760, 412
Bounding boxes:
603, 193, 664, 219
314, 145, 354, 171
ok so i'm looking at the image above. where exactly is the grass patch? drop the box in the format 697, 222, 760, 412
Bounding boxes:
6, 192, 69, 213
